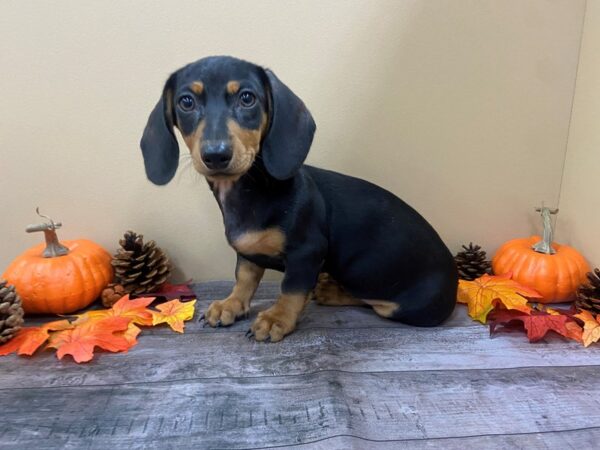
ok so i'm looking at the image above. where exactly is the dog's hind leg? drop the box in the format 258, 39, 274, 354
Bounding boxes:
367, 272, 457, 326
313, 273, 364, 306
363, 299, 401, 318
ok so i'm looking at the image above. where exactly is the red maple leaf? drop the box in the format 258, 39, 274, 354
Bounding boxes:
134, 281, 196, 301
489, 308, 581, 342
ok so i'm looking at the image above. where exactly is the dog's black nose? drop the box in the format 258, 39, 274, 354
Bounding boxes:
201, 141, 233, 170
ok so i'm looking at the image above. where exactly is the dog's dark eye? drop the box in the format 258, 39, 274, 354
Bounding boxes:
178, 95, 195, 111
239, 91, 256, 108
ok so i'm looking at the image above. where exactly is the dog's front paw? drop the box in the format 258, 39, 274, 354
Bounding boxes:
204, 297, 247, 327
247, 296, 306, 342
248, 310, 294, 342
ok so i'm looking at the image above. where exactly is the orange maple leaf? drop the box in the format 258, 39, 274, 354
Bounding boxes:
0, 320, 72, 356
564, 320, 584, 343
574, 310, 600, 347
75, 295, 155, 326
458, 273, 540, 323
152, 299, 196, 333
47, 316, 132, 363
121, 323, 142, 347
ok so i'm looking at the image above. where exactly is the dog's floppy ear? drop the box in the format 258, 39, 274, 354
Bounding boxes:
140, 74, 179, 185
261, 69, 316, 180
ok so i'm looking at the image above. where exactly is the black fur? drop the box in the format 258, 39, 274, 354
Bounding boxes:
261, 70, 316, 180
141, 56, 457, 327
140, 75, 179, 185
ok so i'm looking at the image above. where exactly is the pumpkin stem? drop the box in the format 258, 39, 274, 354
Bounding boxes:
532, 206, 559, 255
25, 208, 70, 258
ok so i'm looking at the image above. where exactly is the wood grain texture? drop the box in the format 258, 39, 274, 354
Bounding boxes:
2, 281, 600, 449
1, 367, 600, 449
2, 324, 600, 390
273, 428, 600, 450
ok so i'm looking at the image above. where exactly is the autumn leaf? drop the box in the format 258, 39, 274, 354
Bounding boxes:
489, 308, 579, 342
574, 310, 600, 347
544, 306, 561, 316
121, 323, 142, 347
564, 320, 584, 343
47, 316, 132, 363
1, 291, 195, 363
532, 304, 561, 316
152, 299, 196, 333
458, 273, 540, 323
0, 320, 72, 356
74, 294, 155, 327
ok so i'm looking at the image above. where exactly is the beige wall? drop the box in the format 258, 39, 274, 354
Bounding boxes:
557, 0, 600, 267
0, 1, 588, 281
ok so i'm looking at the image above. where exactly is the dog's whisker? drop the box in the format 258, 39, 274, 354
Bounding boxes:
176, 157, 205, 184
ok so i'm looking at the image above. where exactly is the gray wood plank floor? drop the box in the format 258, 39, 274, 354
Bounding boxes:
1, 281, 600, 449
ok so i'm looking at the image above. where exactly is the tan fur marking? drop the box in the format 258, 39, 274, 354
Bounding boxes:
191, 81, 204, 94
233, 228, 285, 257
251, 293, 309, 342
226, 80, 240, 94
165, 88, 175, 124
226, 116, 267, 176
212, 179, 235, 203
184, 115, 267, 180
363, 300, 400, 318
182, 120, 206, 173
205, 260, 265, 326
314, 273, 364, 306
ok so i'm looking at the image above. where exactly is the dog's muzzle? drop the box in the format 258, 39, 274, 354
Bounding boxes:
201, 140, 233, 171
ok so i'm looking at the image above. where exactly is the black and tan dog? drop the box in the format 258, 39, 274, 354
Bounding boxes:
141, 56, 457, 342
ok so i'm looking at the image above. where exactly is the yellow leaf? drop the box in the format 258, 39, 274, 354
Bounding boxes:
152, 299, 196, 333
544, 306, 561, 316
458, 273, 538, 323
574, 310, 600, 347
74, 295, 155, 327
120, 323, 142, 348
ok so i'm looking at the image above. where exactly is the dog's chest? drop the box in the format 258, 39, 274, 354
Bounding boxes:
229, 228, 285, 256
215, 181, 287, 261
226, 222, 287, 271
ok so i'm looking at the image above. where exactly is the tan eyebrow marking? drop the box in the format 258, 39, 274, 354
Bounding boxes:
226, 81, 240, 95
191, 81, 204, 94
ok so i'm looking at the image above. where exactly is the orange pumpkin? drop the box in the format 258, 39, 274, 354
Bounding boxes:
492, 207, 590, 303
2, 211, 113, 314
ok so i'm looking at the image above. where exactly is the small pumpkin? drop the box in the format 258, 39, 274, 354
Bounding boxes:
492, 207, 590, 303
2, 210, 113, 314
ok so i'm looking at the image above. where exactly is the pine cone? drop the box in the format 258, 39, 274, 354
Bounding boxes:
105, 231, 170, 300
454, 243, 492, 281
101, 283, 127, 308
576, 268, 600, 314
0, 280, 25, 344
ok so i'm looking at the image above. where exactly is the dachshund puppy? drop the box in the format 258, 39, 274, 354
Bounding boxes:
141, 56, 457, 342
